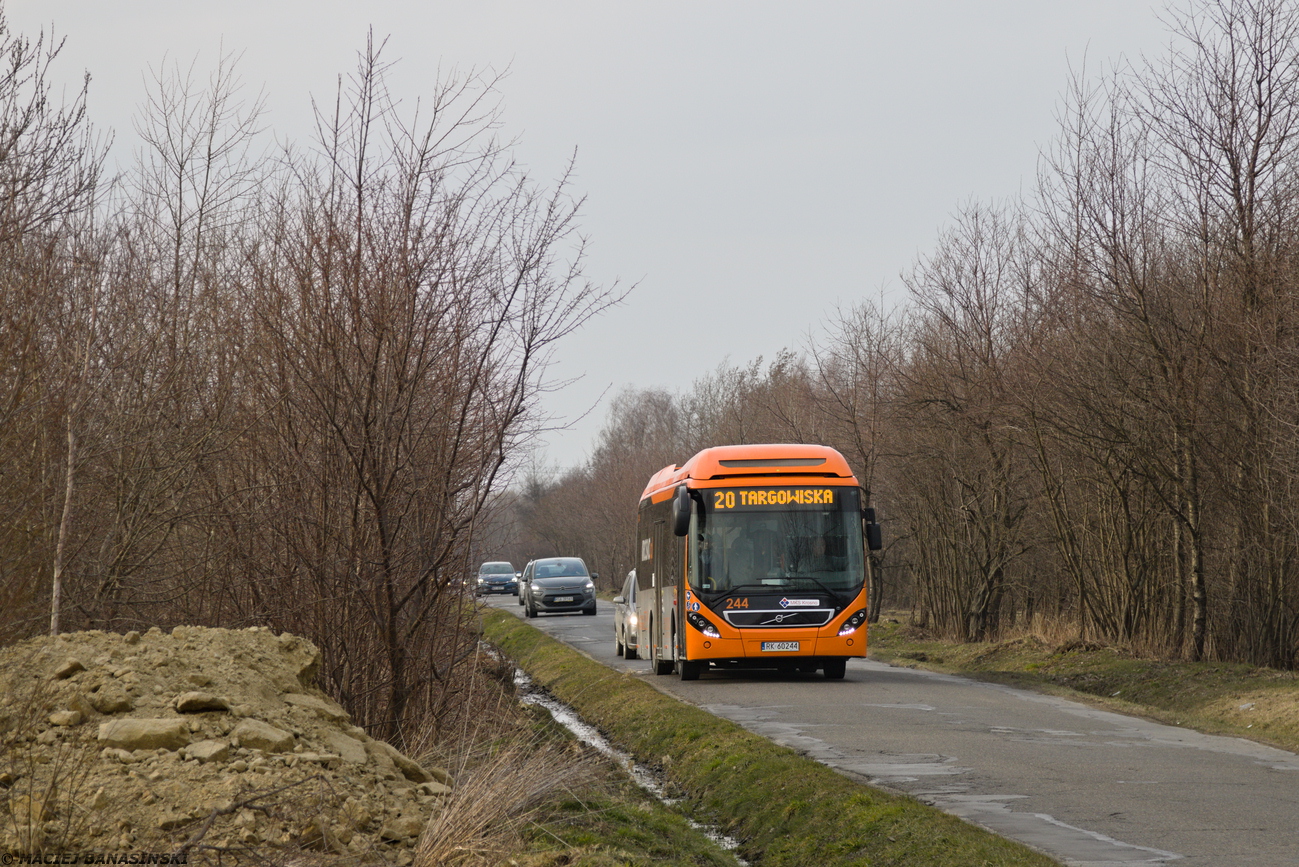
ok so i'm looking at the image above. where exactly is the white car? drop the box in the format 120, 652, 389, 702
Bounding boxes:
613, 570, 639, 659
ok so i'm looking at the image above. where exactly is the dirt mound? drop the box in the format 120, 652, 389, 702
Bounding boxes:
0, 626, 453, 864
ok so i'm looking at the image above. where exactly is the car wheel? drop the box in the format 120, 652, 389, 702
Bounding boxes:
615, 629, 624, 657
624, 644, 637, 660
517, 591, 524, 606
823, 658, 847, 679
526, 601, 537, 618
583, 604, 596, 616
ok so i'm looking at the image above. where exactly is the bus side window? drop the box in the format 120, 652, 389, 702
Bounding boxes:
636, 555, 651, 591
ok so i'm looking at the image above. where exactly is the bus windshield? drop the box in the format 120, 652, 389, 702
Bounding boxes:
690, 486, 865, 598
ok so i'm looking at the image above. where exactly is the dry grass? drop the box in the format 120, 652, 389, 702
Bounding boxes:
405, 639, 604, 866
414, 736, 600, 866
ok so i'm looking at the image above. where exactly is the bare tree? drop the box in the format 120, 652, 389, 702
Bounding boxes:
0, 10, 104, 637
811, 298, 904, 621
1139, 0, 1299, 666
217, 39, 620, 738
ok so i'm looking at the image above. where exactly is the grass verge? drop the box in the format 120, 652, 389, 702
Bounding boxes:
867, 617, 1299, 753
481, 609, 1058, 867
509, 779, 746, 867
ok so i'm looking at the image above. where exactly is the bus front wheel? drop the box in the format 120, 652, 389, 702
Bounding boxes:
823, 658, 847, 679
678, 659, 702, 681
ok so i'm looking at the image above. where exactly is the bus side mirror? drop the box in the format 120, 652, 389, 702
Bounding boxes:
863, 507, 882, 551
672, 486, 691, 537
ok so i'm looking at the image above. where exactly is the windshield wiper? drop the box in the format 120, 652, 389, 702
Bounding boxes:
785, 575, 851, 607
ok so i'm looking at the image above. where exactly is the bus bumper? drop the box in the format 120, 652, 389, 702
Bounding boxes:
684, 631, 866, 662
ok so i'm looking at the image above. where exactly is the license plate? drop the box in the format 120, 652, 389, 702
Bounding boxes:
761, 641, 800, 652
552, 596, 574, 603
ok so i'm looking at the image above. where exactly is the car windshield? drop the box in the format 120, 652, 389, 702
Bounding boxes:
480, 563, 514, 575
690, 486, 865, 596
534, 559, 587, 579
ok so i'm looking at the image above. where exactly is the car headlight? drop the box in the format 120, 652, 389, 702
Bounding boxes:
584, 580, 595, 590
627, 613, 638, 628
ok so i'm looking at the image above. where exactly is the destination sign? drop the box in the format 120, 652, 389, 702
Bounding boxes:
707, 487, 839, 510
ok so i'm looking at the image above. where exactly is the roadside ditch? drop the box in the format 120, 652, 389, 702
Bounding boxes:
513, 667, 749, 865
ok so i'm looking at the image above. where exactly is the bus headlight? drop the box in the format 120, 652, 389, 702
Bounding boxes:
838, 609, 868, 636
686, 611, 721, 638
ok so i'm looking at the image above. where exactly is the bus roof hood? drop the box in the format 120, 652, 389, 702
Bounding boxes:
641, 444, 857, 501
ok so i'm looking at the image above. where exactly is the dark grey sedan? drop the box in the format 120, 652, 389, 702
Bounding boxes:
475, 560, 518, 595
522, 557, 597, 617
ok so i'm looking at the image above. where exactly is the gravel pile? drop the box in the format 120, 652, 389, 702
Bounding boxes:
0, 625, 452, 864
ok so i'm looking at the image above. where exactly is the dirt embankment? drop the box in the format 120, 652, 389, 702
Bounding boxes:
0, 626, 452, 864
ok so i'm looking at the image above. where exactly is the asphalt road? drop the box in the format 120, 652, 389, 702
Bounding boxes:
481, 593, 1299, 867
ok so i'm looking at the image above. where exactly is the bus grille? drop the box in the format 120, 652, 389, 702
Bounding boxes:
721, 609, 835, 628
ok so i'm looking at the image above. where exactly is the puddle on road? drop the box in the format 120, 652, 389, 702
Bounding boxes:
514, 668, 749, 866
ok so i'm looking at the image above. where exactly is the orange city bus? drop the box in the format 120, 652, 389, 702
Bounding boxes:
632, 443, 882, 681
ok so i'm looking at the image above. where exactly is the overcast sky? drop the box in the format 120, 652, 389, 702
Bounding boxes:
7, 1, 1172, 471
